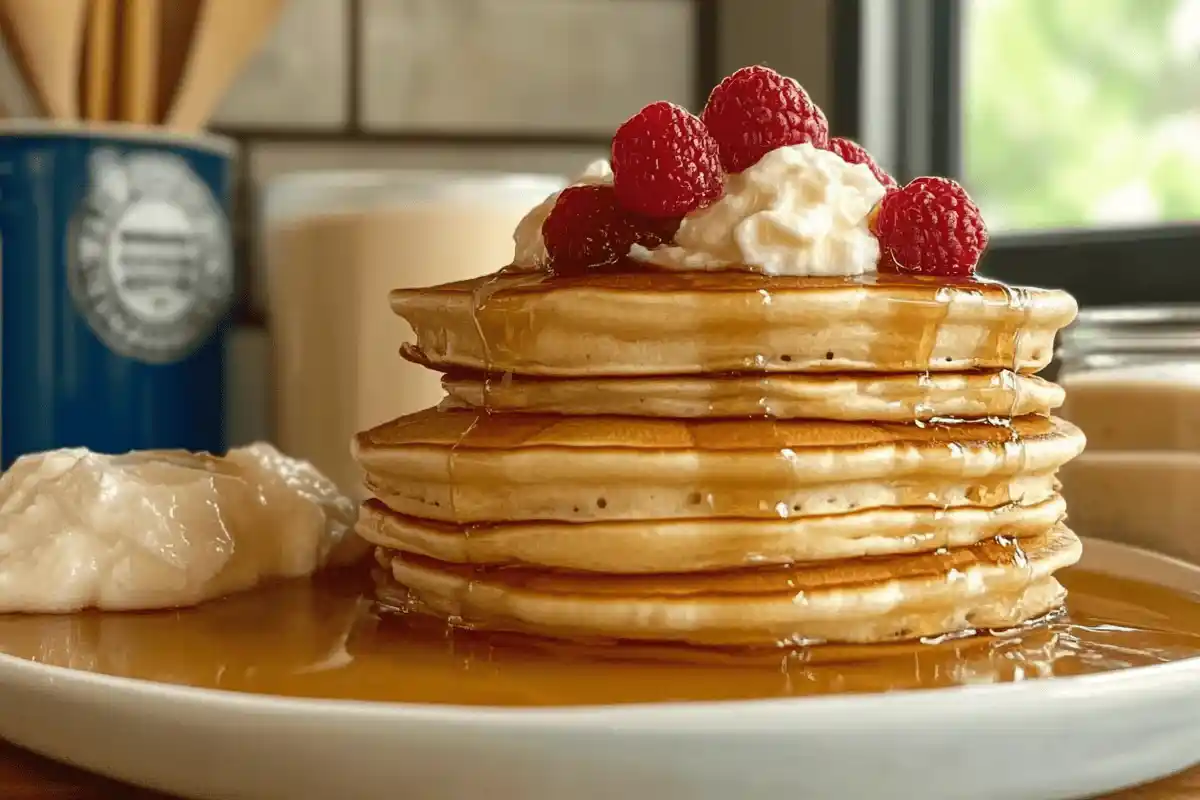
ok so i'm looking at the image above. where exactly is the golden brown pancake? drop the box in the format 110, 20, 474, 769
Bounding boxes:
352, 409, 1085, 523
357, 495, 1067, 573
391, 270, 1077, 377
440, 370, 1064, 420
364, 261, 1085, 651
376, 525, 1081, 646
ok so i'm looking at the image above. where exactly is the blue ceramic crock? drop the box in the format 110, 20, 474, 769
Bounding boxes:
0, 123, 235, 467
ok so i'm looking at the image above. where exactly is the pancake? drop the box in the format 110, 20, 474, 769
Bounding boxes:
392, 270, 1078, 377
357, 495, 1067, 573
441, 370, 1064, 420
373, 580, 1019, 667
353, 409, 1086, 523
378, 525, 1082, 646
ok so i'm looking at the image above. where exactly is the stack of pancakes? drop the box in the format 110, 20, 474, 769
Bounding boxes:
353, 270, 1085, 651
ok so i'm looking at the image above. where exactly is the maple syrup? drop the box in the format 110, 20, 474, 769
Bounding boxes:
0, 566, 1197, 706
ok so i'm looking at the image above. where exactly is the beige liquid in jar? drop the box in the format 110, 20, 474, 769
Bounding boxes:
1056, 307, 1200, 564
1060, 364, 1200, 566
264, 172, 565, 496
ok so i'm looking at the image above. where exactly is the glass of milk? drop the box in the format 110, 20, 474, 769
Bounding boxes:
262, 170, 566, 496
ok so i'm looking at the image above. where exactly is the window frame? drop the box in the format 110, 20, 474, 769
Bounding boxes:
846, 0, 1200, 307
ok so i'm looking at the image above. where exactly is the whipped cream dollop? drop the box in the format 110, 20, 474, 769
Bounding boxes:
633, 143, 887, 276
0, 444, 367, 613
512, 160, 613, 268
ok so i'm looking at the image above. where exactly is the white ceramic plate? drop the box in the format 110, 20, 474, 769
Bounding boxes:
0, 537, 1198, 800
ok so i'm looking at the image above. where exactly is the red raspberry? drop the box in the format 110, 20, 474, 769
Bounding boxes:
828, 137, 897, 188
611, 101, 724, 218
871, 177, 989, 278
632, 213, 681, 250
542, 184, 680, 274
701, 66, 830, 173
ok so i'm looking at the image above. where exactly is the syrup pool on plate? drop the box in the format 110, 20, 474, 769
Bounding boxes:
0, 566, 1198, 706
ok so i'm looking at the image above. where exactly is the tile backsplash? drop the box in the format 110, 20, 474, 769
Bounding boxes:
359, 0, 695, 133
217, 0, 835, 445
213, 0, 350, 128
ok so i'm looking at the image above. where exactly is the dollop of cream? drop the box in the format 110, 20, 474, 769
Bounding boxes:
512, 160, 613, 268
632, 143, 887, 276
0, 444, 368, 613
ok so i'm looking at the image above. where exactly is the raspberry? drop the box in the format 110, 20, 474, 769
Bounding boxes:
871, 177, 989, 278
542, 184, 680, 274
828, 137, 897, 188
701, 66, 830, 173
611, 101, 724, 218
632, 213, 681, 250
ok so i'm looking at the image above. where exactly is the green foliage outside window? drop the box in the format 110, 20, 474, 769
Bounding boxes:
965, 0, 1200, 231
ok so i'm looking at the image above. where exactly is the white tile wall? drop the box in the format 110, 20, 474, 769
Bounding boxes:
716, 0, 832, 111
359, 0, 696, 132
248, 141, 605, 183
212, 0, 349, 128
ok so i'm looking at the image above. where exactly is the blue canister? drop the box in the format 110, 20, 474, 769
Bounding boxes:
0, 124, 235, 467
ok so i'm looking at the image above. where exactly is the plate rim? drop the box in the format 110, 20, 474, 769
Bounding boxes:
1, 535, 1198, 730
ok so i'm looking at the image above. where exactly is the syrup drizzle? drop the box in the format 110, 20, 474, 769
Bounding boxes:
0, 270, 1161, 708
453, 268, 557, 622
0, 568, 1197, 705
384, 268, 1076, 669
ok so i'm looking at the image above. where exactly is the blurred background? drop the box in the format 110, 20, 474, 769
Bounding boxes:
210, 0, 1200, 445
0, 0, 1195, 482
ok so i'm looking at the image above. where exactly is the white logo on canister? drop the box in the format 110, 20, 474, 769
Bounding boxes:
69, 149, 233, 364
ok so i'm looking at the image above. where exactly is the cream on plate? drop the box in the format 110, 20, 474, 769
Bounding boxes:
0, 444, 365, 612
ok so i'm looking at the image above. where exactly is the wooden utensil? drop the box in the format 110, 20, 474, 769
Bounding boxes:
0, 36, 40, 118
82, 0, 117, 121
156, 0, 202, 123
119, 0, 160, 123
0, 0, 87, 119
166, 0, 287, 130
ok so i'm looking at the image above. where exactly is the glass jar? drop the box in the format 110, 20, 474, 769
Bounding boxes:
1056, 305, 1200, 565
262, 170, 566, 496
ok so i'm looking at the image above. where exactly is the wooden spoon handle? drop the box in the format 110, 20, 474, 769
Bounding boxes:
166, 0, 286, 130
119, 0, 158, 123
56, 0, 87, 119
155, 0, 201, 124
83, 0, 116, 121
0, 0, 87, 119
0, 33, 42, 117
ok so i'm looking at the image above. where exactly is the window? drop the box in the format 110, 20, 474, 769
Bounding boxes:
964, 0, 1200, 233
852, 0, 1200, 306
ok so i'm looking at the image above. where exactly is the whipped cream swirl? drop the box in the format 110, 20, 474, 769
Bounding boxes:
633, 143, 887, 277
511, 160, 612, 269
